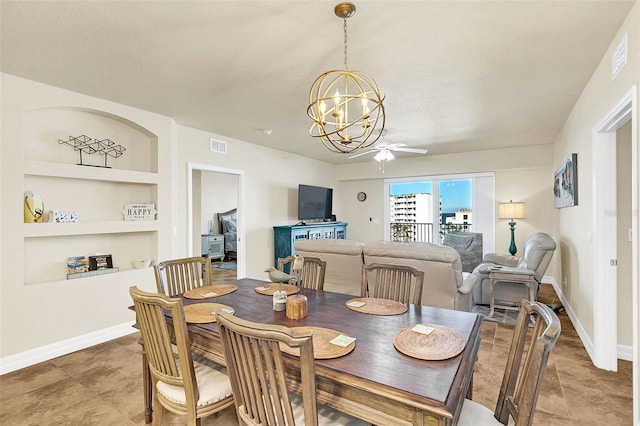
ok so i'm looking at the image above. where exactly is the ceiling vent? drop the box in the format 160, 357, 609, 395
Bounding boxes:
209, 138, 227, 154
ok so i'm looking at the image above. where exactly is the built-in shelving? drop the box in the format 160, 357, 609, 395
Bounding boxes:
22, 106, 160, 285
23, 220, 159, 238
24, 160, 158, 184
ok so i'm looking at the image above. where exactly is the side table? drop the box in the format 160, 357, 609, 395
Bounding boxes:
488, 269, 537, 317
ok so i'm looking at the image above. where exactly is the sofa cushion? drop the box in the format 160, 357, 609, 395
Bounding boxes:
294, 239, 365, 296
295, 239, 365, 255
363, 241, 461, 269
363, 241, 466, 310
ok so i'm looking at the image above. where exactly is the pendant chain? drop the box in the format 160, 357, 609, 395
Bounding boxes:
343, 18, 349, 70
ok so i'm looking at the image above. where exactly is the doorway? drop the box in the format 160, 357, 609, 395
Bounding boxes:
592, 86, 637, 422
187, 163, 245, 278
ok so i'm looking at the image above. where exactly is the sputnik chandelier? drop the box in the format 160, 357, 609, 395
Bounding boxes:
307, 2, 385, 154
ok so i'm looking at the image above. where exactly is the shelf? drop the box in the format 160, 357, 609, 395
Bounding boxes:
23, 220, 159, 238
67, 267, 120, 280
26, 265, 154, 286
24, 160, 158, 184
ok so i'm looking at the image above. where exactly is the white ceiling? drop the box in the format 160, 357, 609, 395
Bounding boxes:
1, 1, 635, 164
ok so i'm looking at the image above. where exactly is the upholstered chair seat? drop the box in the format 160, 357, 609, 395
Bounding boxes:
156, 358, 232, 408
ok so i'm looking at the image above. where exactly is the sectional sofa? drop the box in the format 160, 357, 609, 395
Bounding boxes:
293, 239, 478, 311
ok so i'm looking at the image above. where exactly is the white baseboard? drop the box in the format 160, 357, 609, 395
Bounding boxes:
546, 277, 596, 361
546, 278, 631, 364
618, 344, 634, 361
0, 322, 137, 375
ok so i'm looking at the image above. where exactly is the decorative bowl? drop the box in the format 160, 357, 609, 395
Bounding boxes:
132, 259, 152, 269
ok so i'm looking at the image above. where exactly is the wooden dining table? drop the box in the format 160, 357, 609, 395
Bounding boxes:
138, 278, 483, 426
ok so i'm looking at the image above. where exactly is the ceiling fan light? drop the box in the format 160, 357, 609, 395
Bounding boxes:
373, 150, 386, 161
373, 149, 394, 162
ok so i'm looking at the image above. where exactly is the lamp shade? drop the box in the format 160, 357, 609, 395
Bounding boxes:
498, 201, 526, 220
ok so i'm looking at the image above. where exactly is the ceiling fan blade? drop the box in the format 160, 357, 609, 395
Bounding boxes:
392, 147, 428, 154
348, 150, 377, 159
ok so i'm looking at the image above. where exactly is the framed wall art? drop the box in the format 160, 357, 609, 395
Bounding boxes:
554, 153, 578, 208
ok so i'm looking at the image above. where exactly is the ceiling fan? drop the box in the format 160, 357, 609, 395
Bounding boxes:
347, 142, 428, 162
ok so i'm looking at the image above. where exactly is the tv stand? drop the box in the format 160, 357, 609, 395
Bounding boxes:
295, 220, 338, 226
273, 222, 348, 266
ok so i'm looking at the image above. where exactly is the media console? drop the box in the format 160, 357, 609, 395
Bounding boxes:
273, 222, 348, 266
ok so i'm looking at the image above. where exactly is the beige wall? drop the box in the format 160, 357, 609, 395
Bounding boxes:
553, 2, 638, 344
0, 73, 338, 360
0, 74, 174, 357
335, 145, 559, 281
174, 125, 338, 281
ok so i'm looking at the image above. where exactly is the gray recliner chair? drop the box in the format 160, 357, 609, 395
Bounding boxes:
471, 232, 556, 306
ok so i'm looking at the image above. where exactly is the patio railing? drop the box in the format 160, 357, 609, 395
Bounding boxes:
390, 222, 473, 243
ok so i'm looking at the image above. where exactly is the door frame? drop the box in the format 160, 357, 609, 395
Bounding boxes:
592, 85, 637, 420
187, 162, 245, 278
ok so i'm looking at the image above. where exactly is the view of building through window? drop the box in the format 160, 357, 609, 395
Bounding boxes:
389, 179, 472, 242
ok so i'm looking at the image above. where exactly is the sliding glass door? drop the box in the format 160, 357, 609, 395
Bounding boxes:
385, 173, 495, 254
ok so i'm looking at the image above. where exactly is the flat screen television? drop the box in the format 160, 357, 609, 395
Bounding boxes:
297, 184, 333, 222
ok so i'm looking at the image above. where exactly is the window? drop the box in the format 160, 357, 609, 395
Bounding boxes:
384, 173, 495, 254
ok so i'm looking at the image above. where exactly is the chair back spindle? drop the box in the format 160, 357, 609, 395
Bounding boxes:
217, 312, 319, 425
361, 263, 424, 305
278, 256, 327, 291
155, 256, 211, 296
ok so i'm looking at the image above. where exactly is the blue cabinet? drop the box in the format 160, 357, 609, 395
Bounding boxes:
273, 222, 347, 266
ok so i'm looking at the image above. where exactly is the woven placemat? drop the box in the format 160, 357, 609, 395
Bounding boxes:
346, 297, 408, 315
393, 323, 466, 361
183, 284, 238, 299
183, 303, 235, 324
279, 326, 355, 359
254, 283, 300, 296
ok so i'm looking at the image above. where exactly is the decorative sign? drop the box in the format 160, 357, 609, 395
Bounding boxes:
49, 210, 79, 223
122, 204, 157, 221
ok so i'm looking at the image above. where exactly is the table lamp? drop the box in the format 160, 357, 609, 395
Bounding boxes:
498, 200, 526, 255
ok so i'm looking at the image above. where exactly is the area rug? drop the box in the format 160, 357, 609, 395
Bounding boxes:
472, 304, 519, 327
212, 262, 237, 271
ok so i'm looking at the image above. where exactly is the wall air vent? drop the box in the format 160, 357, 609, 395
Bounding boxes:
611, 33, 627, 81
210, 138, 228, 154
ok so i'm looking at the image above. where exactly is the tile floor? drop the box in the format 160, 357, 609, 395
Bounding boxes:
0, 281, 633, 425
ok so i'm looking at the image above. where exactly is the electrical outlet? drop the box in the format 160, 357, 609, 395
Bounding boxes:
562, 276, 567, 287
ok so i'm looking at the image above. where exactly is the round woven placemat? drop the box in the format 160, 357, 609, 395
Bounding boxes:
393, 323, 466, 361
279, 326, 355, 359
346, 297, 408, 315
183, 284, 238, 299
254, 283, 300, 296
183, 303, 235, 324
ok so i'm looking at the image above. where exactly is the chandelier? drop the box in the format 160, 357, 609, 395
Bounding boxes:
307, 2, 385, 154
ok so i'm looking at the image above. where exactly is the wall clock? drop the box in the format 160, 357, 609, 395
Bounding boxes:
357, 192, 367, 202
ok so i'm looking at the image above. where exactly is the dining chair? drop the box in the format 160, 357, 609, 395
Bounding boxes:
458, 299, 561, 426
129, 286, 234, 426
216, 312, 366, 425
361, 263, 424, 305
277, 255, 327, 290
154, 256, 211, 296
